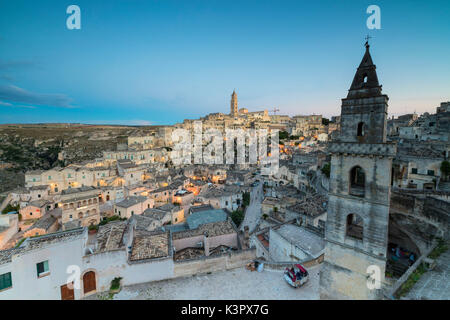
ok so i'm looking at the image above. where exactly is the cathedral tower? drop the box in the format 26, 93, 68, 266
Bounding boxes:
319, 42, 397, 299
230, 90, 238, 117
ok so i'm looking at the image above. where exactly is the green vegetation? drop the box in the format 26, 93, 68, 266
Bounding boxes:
289, 135, 300, 140
262, 213, 268, 220
98, 215, 126, 226
279, 131, 289, 140
15, 237, 27, 248
231, 209, 244, 227
428, 238, 448, 259
441, 160, 450, 181
395, 239, 448, 298
242, 192, 250, 207
2, 203, 19, 214
321, 163, 331, 178
322, 118, 330, 126
395, 263, 427, 298
110, 277, 122, 291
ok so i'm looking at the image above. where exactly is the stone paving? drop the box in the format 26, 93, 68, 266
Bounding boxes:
240, 182, 263, 234
404, 248, 450, 300
89, 265, 321, 300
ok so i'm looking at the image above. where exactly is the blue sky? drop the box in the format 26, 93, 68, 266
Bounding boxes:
0, 0, 449, 125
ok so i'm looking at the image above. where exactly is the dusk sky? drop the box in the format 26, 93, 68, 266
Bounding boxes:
0, 0, 449, 125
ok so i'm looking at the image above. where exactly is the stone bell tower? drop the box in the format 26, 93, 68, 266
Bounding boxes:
230, 90, 238, 117
319, 41, 397, 300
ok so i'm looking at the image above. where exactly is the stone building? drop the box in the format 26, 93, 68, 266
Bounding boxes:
319, 42, 397, 300
60, 186, 102, 230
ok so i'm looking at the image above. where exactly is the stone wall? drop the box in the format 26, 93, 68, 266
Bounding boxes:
319, 242, 385, 300
173, 248, 256, 278
389, 191, 450, 253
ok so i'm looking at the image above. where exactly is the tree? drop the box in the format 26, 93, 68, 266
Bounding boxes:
321, 163, 331, 178
441, 160, 450, 181
231, 209, 245, 227
2, 203, 19, 214
322, 118, 330, 126
242, 192, 250, 207
279, 131, 289, 140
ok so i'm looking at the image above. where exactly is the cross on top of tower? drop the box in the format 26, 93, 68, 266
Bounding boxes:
365, 35, 372, 48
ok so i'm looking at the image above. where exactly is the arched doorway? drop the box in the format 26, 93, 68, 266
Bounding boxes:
83, 271, 96, 295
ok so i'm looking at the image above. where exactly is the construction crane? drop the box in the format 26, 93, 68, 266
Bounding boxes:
270, 108, 280, 115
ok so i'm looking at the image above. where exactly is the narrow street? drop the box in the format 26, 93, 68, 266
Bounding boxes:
240, 181, 263, 233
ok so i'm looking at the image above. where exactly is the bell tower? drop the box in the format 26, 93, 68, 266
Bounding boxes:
230, 90, 238, 117
319, 41, 397, 300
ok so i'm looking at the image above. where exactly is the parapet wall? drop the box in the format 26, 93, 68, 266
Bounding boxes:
173, 248, 256, 278
254, 253, 324, 271
328, 142, 397, 157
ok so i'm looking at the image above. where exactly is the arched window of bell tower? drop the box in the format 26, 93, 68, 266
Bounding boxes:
363, 74, 368, 84
349, 166, 365, 197
346, 213, 364, 240
357, 122, 365, 137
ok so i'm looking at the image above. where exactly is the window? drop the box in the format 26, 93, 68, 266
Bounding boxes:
427, 170, 435, 176
411, 168, 418, 174
68, 174, 71, 178
357, 122, 365, 137
131, 211, 134, 216
346, 214, 363, 240
349, 166, 365, 197
48, 176, 52, 180
36, 260, 50, 277
0, 272, 12, 290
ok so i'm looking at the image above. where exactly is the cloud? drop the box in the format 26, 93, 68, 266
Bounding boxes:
0, 100, 37, 109
0, 85, 73, 108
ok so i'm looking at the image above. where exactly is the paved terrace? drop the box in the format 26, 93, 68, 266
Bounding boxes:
89, 265, 321, 300
404, 248, 450, 300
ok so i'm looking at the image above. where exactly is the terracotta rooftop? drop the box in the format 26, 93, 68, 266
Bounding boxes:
96, 221, 128, 252
173, 220, 236, 240
129, 230, 170, 261
287, 192, 327, 217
